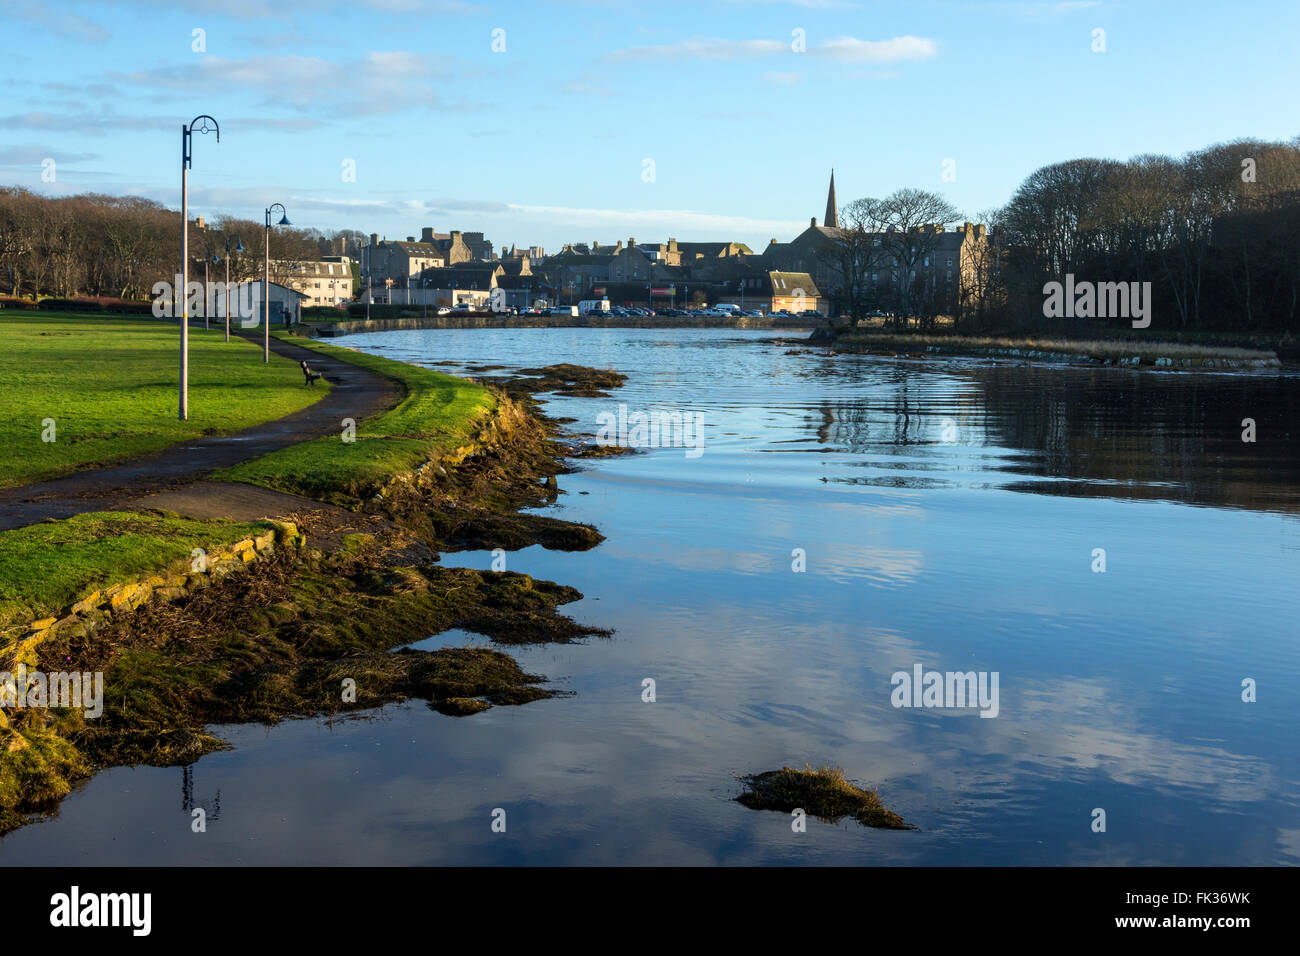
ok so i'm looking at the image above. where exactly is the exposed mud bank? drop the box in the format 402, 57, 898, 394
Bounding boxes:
0, 366, 623, 833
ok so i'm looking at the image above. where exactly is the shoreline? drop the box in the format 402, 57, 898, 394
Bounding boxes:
308, 314, 815, 336
0, 343, 623, 833
817, 329, 1287, 370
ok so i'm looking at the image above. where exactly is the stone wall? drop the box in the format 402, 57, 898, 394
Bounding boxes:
311, 314, 818, 336
5, 521, 305, 669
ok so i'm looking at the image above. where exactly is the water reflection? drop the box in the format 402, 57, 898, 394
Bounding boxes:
2, 329, 1296, 865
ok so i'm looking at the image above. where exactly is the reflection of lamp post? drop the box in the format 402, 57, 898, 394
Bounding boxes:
179, 114, 219, 421
263, 203, 289, 363
220, 234, 244, 343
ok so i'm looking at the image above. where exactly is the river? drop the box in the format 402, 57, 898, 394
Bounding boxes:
3, 327, 1297, 865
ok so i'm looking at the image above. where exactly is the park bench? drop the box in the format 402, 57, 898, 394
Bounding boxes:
300, 360, 323, 386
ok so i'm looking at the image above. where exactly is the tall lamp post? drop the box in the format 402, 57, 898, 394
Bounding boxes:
180, 114, 219, 421
263, 203, 289, 363
220, 234, 244, 343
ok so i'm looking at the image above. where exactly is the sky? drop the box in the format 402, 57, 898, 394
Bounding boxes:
1, 0, 1298, 253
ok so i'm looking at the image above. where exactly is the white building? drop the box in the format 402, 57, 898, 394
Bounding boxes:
212, 280, 307, 327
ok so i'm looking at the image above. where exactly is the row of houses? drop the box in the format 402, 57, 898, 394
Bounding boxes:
291, 172, 990, 316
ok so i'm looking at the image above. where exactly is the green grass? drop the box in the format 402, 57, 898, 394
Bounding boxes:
0, 511, 273, 630
217, 334, 496, 501
0, 313, 329, 489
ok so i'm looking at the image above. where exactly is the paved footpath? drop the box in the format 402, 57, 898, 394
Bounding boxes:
0, 333, 401, 532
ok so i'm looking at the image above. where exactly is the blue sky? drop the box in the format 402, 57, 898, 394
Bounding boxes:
2, 0, 1297, 252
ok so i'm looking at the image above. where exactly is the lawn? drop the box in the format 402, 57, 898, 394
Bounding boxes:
0, 313, 329, 489
218, 334, 496, 501
0, 510, 274, 630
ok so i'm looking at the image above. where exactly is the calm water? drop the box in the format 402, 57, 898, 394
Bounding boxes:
5, 328, 1298, 865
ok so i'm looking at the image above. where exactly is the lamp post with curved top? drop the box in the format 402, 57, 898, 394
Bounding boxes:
263, 203, 290, 363
180, 114, 219, 421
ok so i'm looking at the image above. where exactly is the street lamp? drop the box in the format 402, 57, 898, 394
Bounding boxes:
179, 114, 219, 421
220, 234, 244, 343
263, 203, 289, 363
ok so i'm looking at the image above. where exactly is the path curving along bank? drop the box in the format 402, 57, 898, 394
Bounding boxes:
0, 333, 402, 532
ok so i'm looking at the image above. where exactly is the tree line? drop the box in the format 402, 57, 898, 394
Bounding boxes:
0, 187, 363, 303
825, 136, 1300, 335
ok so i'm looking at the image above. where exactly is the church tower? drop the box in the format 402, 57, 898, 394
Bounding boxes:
824, 169, 839, 229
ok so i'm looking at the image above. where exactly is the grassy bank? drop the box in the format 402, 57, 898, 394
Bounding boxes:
0, 333, 615, 832
217, 334, 496, 502
0, 313, 329, 489
0, 511, 275, 631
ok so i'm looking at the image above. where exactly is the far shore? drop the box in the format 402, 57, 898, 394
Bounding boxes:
305, 313, 815, 336
819, 329, 1288, 370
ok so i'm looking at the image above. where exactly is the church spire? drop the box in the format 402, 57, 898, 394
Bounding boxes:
824, 169, 838, 229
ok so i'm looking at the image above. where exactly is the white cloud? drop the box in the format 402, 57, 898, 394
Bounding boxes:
607, 34, 938, 64
606, 38, 787, 61
9, 0, 110, 43
113, 51, 475, 117
820, 35, 938, 63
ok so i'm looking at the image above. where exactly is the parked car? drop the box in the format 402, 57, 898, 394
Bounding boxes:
436, 306, 451, 316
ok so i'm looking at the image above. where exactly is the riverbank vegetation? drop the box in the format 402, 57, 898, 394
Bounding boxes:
0, 333, 622, 832
736, 765, 914, 830
0, 313, 327, 489
0, 511, 275, 631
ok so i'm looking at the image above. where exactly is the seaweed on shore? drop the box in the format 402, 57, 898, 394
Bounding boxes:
1, 384, 617, 833
736, 765, 915, 830
497, 363, 628, 400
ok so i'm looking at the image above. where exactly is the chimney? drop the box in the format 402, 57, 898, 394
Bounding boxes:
421, 227, 435, 242
810, 217, 817, 227
668, 238, 678, 252
370, 233, 379, 247
195, 215, 205, 230
406, 236, 415, 242
628, 237, 636, 247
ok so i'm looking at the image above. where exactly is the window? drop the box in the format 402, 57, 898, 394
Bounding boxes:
946, 257, 953, 268
871, 273, 877, 281
946, 271, 953, 282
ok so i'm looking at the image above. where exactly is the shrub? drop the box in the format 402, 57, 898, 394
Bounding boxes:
38, 298, 104, 312
0, 297, 39, 311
